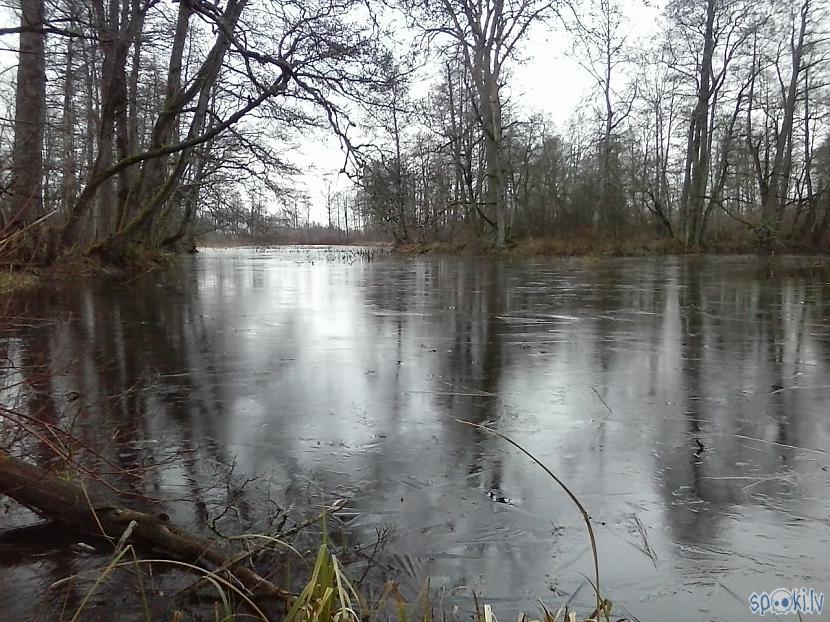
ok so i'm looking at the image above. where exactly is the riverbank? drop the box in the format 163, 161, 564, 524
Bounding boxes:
197, 239, 392, 249
4, 234, 826, 298
0, 247, 179, 295
394, 235, 829, 258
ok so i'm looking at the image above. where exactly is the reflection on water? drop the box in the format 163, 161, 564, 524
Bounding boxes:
2, 248, 829, 621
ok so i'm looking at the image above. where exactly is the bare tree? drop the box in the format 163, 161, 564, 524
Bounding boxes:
568, 0, 634, 235
414, 0, 556, 248
7, 0, 47, 236
757, 0, 811, 247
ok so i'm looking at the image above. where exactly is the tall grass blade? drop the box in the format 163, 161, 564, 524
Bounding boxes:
457, 420, 606, 621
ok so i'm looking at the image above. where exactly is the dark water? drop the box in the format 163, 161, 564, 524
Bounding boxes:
2, 247, 829, 621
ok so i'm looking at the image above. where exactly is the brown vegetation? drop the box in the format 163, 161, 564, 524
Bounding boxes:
394, 232, 827, 259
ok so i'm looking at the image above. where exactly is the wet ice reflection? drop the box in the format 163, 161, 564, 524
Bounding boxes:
2, 248, 829, 621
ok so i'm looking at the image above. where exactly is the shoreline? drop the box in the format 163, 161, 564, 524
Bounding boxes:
197, 239, 391, 249
4, 238, 828, 297
0, 248, 179, 295
195, 236, 829, 259
392, 237, 830, 259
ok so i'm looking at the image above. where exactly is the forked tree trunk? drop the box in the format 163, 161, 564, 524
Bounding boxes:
680, 0, 716, 246
760, 0, 809, 249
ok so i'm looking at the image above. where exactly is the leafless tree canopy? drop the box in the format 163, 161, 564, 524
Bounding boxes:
355, 0, 830, 251
0, 0, 829, 257
0, 0, 387, 261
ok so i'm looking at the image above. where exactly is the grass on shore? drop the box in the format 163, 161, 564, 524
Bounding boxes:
394, 232, 828, 258
274, 540, 608, 622
396, 237, 699, 258
69, 539, 606, 622
0, 270, 40, 294
0, 245, 179, 296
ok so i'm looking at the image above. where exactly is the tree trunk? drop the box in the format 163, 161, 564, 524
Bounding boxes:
90, 0, 131, 242
680, 0, 716, 246
62, 20, 77, 214
481, 62, 506, 248
760, 0, 809, 249
7, 0, 46, 231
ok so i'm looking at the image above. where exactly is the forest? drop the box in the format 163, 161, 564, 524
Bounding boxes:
0, 0, 828, 264
356, 0, 830, 251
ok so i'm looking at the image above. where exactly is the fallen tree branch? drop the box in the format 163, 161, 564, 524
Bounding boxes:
0, 450, 293, 603
176, 499, 347, 600
0, 209, 57, 252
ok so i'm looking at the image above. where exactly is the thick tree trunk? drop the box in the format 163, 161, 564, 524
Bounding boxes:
680, 0, 716, 246
92, 0, 130, 241
127, 0, 145, 153
481, 64, 506, 248
8, 0, 46, 228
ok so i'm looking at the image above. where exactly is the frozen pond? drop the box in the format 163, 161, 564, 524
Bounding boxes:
2, 247, 829, 620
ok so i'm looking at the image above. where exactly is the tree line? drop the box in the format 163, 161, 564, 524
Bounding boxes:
1, 0, 828, 262
355, 0, 830, 251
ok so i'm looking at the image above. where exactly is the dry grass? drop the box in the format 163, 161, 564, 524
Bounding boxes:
0, 270, 40, 294
393, 232, 825, 259
394, 235, 686, 258
281, 542, 612, 622
514, 235, 692, 257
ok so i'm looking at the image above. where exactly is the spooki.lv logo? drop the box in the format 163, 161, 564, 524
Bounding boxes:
749, 587, 824, 616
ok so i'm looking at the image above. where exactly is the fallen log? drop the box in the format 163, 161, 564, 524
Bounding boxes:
0, 450, 292, 604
